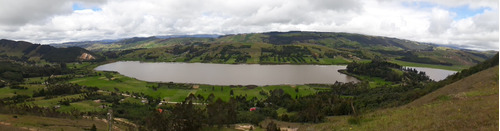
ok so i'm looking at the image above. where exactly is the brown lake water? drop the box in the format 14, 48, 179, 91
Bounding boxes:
95, 61, 456, 85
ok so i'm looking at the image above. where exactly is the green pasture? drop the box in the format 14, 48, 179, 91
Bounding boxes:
69, 72, 323, 102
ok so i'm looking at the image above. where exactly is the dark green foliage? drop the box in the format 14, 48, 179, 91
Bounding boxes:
237, 111, 266, 125
260, 45, 311, 63
113, 102, 152, 123
347, 59, 430, 83
347, 59, 402, 81
90, 124, 97, 131
144, 101, 204, 131
104, 72, 113, 80
206, 98, 238, 127
42, 47, 93, 62
0, 81, 5, 88
0, 95, 32, 104
58, 99, 71, 106
265, 89, 293, 107
33, 83, 88, 97
2, 71, 23, 82
0, 61, 71, 83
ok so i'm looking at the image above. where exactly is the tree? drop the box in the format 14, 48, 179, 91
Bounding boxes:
230, 90, 234, 97
207, 93, 215, 103
206, 98, 238, 127
170, 101, 204, 131
104, 73, 113, 81
59, 63, 67, 69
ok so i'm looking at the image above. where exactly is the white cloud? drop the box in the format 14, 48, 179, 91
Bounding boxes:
429, 8, 454, 34
0, 0, 497, 50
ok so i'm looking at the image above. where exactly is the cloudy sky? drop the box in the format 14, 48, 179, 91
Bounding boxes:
0, 0, 498, 50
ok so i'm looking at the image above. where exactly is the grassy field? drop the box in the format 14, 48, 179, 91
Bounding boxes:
0, 84, 45, 98
195, 85, 319, 101
29, 94, 83, 107
70, 72, 324, 102
0, 113, 131, 131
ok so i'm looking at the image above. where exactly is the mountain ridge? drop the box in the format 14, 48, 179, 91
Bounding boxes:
70, 31, 495, 67
3, 31, 497, 67
0, 39, 102, 62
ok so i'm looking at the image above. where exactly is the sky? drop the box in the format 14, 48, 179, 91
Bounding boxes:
0, 0, 498, 51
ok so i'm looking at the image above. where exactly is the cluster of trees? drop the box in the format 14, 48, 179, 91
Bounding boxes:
215, 46, 251, 63
163, 44, 252, 63
264, 31, 324, 45
259, 45, 312, 63
0, 61, 71, 84
33, 83, 99, 98
346, 59, 430, 83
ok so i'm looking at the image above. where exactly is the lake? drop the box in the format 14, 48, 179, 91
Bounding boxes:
95, 61, 359, 86
407, 67, 456, 81
95, 61, 457, 85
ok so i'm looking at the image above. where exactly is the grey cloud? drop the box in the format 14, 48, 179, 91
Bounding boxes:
310, 0, 362, 11
0, 0, 72, 25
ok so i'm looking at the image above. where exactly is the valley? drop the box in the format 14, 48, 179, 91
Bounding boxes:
0, 31, 497, 131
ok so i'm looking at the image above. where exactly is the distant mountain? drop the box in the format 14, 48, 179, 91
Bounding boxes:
46, 31, 496, 67
0, 39, 101, 62
155, 34, 220, 39
51, 35, 218, 51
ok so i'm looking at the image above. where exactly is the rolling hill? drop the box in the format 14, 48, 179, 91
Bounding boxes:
0, 39, 101, 63
54, 31, 495, 69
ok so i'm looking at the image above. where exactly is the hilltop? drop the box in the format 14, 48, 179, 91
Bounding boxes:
52, 31, 496, 69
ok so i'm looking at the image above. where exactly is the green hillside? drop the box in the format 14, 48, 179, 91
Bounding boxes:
56, 31, 495, 70
259, 53, 498, 130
